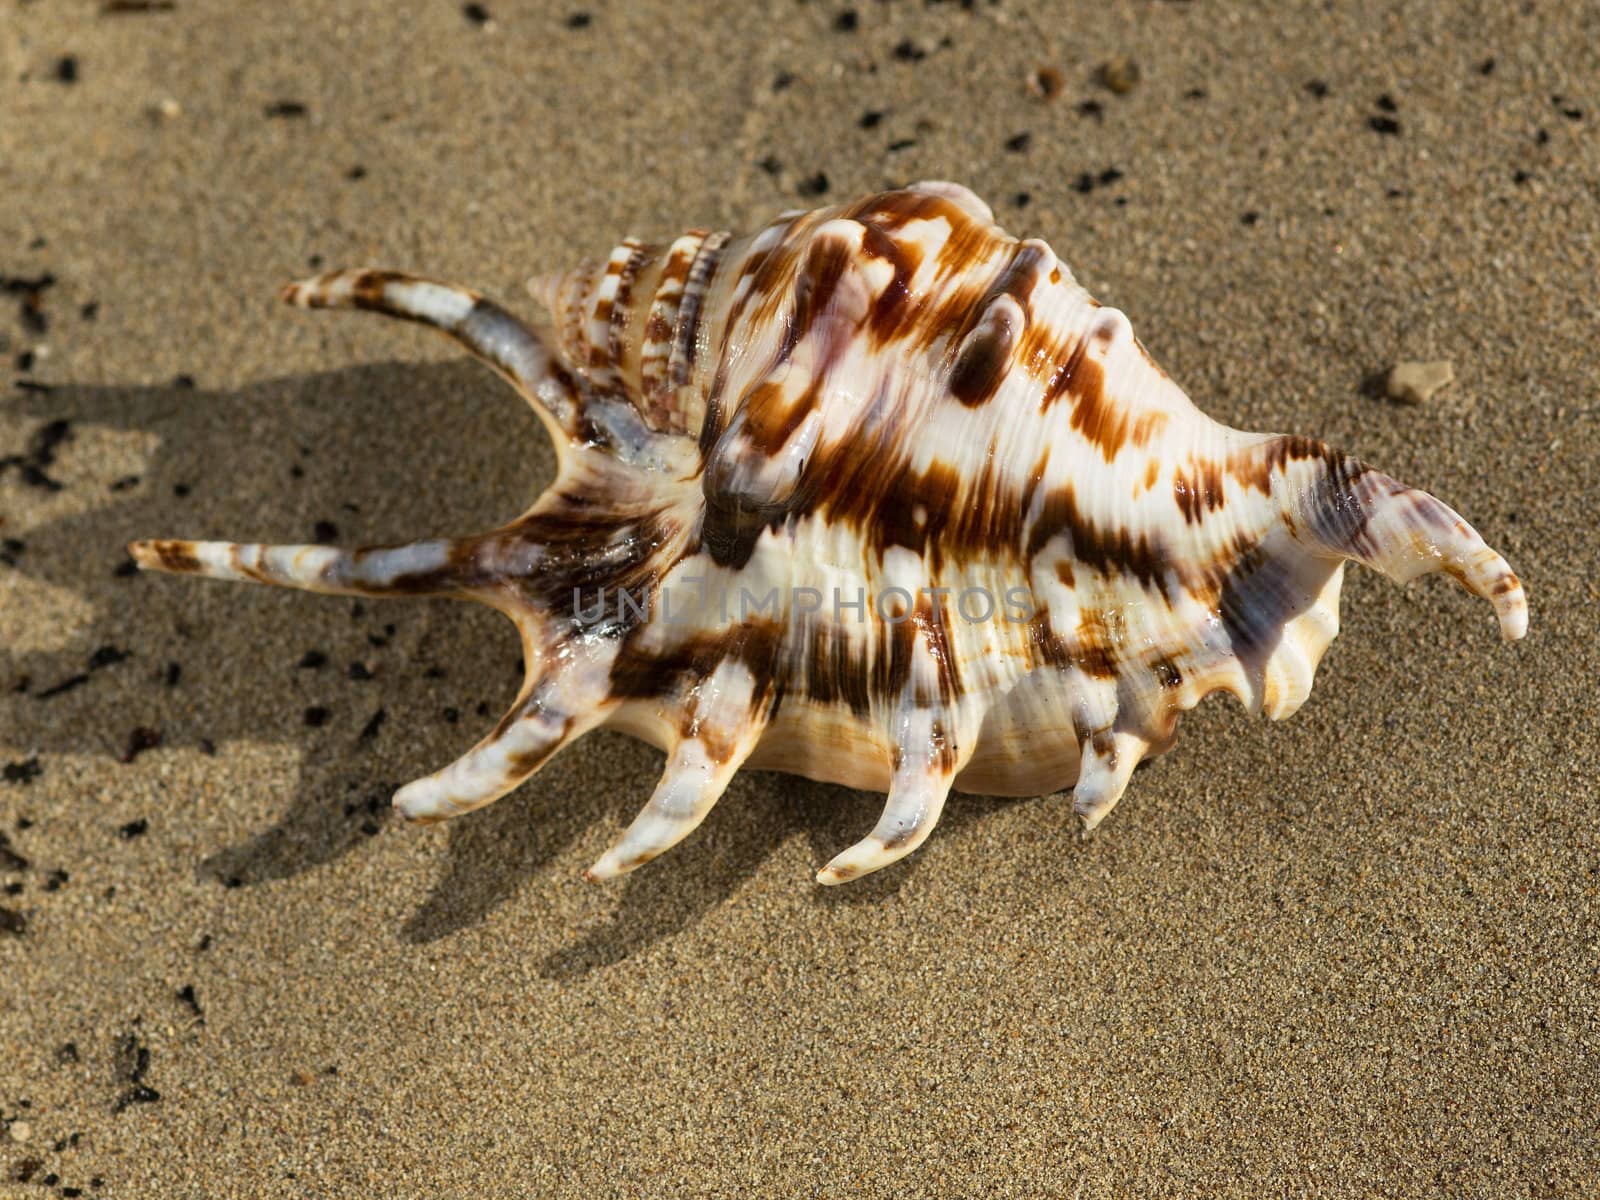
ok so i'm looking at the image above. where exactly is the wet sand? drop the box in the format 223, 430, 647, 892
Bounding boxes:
2, 1, 1597, 1195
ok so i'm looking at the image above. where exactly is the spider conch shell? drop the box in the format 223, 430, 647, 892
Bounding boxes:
130, 182, 1527, 884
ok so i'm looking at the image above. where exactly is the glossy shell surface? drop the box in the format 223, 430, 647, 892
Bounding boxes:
131, 182, 1527, 884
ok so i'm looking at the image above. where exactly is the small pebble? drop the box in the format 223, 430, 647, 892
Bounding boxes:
1099, 56, 1140, 95
119, 727, 162, 764
1026, 65, 1063, 101
8, 1120, 31, 1143
1385, 360, 1455, 405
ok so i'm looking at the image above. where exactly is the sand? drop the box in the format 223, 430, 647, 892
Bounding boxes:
2, 1, 1597, 1195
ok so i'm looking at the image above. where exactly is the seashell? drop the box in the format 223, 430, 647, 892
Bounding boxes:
129, 182, 1527, 884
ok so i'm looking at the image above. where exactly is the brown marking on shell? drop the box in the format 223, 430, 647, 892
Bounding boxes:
947, 296, 1022, 407
1072, 610, 1123, 678
604, 240, 656, 378
149, 539, 201, 573
668, 230, 729, 391
1174, 458, 1227, 524
1151, 656, 1184, 690
1027, 483, 1170, 596
913, 591, 962, 705
856, 217, 921, 344
609, 621, 783, 706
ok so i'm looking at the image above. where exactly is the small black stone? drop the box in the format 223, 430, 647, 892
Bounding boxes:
264, 100, 308, 119
119, 727, 162, 764
462, 2, 490, 23
34, 674, 88, 700
833, 9, 858, 32
56, 56, 79, 84
565, 10, 591, 28
358, 708, 387, 742
892, 39, 925, 62
313, 520, 338, 541
1375, 93, 1398, 113
0, 832, 28, 871
298, 650, 327, 669
303, 706, 331, 728
3, 757, 42, 786
858, 109, 885, 129
89, 645, 129, 670
118, 818, 149, 839
797, 172, 830, 197
1241, 210, 1260, 226
1004, 131, 1032, 152
1368, 115, 1401, 135
1479, 57, 1496, 75
1305, 80, 1329, 99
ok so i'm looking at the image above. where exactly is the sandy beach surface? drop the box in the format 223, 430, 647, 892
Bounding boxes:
3, 1, 1597, 1195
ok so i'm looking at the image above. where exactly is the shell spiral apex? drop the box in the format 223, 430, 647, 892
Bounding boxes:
130, 181, 1527, 884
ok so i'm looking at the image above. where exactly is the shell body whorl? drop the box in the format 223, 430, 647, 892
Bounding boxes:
131, 182, 1527, 884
